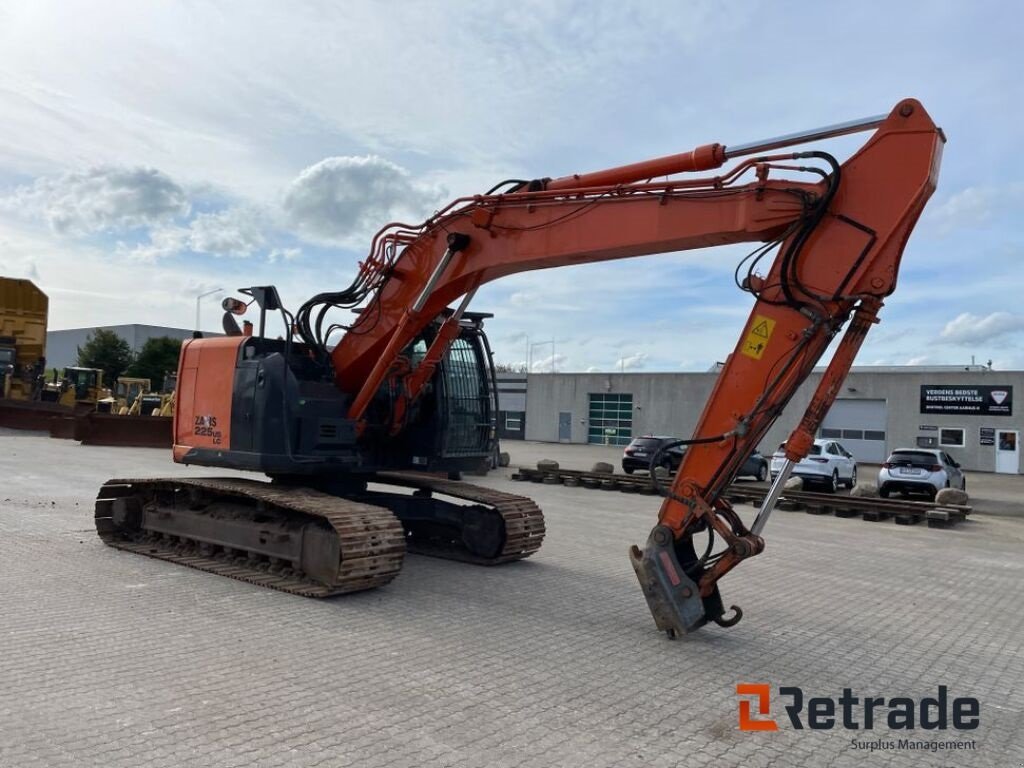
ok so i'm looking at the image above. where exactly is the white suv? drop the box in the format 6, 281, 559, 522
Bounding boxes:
770, 438, 858, 493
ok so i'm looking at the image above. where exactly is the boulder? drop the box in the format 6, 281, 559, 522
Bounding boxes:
591, 461, 614, 475
653, 465, 671, 480
537, 459, 559, 472
850, 483, 879, 498
935, 488, 969, 506
498, 452, 511, 467
783, 476, 803, 492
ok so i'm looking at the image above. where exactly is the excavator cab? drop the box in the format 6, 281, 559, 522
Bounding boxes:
172, 285, 498, 477
368, 310, 498, 473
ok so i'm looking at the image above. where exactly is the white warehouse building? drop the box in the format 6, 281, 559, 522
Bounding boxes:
500, 366, 1024, 474
45, 325, 215, 372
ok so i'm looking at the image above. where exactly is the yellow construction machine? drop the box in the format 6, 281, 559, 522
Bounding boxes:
98, 377, 151, 414
41, 366, 108, 410
0, 277, 47, 401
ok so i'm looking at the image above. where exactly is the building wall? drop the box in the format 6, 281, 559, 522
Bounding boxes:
525, 369, 1024, 473
46, 325, 215, 371
525, 372, 717, 446
497, 410, 526, 440
496, 373, 528, 440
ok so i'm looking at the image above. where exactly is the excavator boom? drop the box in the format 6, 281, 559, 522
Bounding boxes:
320, 98, 943, 635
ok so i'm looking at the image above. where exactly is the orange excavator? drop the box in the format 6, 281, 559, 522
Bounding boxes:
95, 99, 943, 637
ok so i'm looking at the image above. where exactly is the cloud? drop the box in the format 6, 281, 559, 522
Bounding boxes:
509, 292, 532, 307
0, 3, 1020, 375
939, 312, 1024, 345
186, 207, 265, 258
530, 353, 568, 373
927, 183, 1024, 234
4, 154, 444, 262
120, 226, 189, 262
267, 247, 301, 263
119, 205, 268, 261
1, 166, 189, 234
505, 288, 582, 312
614, 352, 649, 371
282, 155, 441, 245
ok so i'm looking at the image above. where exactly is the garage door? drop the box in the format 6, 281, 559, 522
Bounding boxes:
819, 399, 887, 463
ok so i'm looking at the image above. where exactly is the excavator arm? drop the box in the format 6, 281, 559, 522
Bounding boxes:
309, 99, 942, 636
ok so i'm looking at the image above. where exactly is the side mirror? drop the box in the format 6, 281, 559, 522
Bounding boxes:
222, 297, 248, 315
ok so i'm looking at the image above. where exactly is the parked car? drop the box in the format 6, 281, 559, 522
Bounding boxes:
770, 438, 857, 493
877, 448, 965, 499
622, 435, 685, 474
738, 450, 769, 482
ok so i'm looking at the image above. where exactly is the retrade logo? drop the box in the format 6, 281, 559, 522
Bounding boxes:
736, 684, 979, 732
737, 684, 778, 731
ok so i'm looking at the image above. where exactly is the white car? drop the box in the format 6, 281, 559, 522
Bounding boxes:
770, 438, 857, 493
877, 448, 965, 500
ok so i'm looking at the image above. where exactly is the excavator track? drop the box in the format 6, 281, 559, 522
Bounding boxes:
95, 477, 405, 597
95, 473, 544, 596
374, 472, 546, 565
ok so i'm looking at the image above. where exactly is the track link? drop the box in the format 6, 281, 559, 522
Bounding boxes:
377, 472, 546, 564
95, 477, 405, 597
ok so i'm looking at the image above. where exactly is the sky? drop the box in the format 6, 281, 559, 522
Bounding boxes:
0, 0, 1022, 372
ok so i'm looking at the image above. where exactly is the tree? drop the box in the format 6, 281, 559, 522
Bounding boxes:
76, 330, 133, 385
125, 336, 183, 387
494, 362, 528, 373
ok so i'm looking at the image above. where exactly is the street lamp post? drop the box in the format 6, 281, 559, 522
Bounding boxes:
195, 287, 223, 332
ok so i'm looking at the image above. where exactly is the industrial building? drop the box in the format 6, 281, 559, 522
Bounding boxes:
45, 325, 211, 371
502, 366, 1024, 474
496, 372, 527, 440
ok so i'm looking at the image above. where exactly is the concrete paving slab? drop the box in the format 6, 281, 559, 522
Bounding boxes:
1, 434, 1021, 767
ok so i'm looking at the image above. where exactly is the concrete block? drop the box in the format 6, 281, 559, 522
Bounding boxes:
935, 488, 968, 506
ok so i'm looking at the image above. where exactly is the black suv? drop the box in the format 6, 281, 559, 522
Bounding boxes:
623, 437, 770, 480
622, 435, 685, 474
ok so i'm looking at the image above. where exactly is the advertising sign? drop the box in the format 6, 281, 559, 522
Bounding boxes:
919, 386, 1012, 416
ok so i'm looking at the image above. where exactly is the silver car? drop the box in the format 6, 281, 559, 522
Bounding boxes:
770, 438, 858, 493
877, 448, 965, 499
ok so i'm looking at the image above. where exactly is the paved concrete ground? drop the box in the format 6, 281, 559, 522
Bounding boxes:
1, 431, 1022, 767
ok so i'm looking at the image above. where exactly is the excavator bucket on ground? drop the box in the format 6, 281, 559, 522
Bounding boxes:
74, 412, 173, 448
0, 400, 73, 433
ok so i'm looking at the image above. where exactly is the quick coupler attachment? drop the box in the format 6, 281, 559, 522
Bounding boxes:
629, 525, 739, 638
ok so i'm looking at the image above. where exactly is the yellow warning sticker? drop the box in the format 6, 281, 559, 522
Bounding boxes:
740, 314, 776, 360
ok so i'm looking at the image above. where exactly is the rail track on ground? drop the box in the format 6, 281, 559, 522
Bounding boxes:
511, 466, 971, 528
